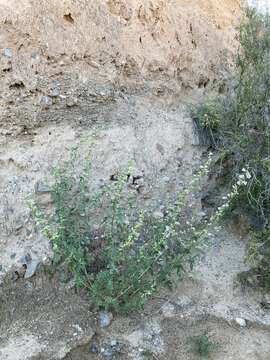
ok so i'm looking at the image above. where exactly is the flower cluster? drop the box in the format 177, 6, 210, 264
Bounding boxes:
212, 167, 252, 223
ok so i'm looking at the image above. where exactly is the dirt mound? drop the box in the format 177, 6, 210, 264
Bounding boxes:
0, 0, 240, 131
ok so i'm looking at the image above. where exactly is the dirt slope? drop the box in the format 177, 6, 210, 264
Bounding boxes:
0, 0, 240, 131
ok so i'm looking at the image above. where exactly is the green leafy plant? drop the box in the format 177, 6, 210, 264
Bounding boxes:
192, 7, 270, 288
189, 331, 219, 358
30, 147, 249, 312
247, 219, 270, 289
141, 349, 159, 359
192, 101, 223, 146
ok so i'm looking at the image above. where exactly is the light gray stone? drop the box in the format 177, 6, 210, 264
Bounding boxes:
3, 48, 12, 58
40, 96, 53, 109
24, 260, 40, 279
35, 181, 50, 194
99, 312, 113, 328
235, 318, 247, 327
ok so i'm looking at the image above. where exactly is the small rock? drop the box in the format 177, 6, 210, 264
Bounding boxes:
19, 253, 32, 264
24, 282, 33, 290
24, 260, 40, 279
10, 253, 16, 259
40, 95, 53, 109
72, 324, 83, 333
89, 343, 99, 354
176, 295, 192, 307
35, 181, 50, 194
101, 347, 113, 359
163, 176, 170, 183
0, 265, 2, 271
153, 210, 164, 220
15, 223, 24, 232
98, 311, 113, 328
98, 178, 106, 188
110, 340, 117, 347
26, 228, 32, 237
49, 88, 60, 97
260, 301, 270, 310
235, 317, 247, 327
31, 53, 39, 60
161, 302, 175, 318
3, 48, 12, 58
66, 97, 78, 107
134, 178, 144, 189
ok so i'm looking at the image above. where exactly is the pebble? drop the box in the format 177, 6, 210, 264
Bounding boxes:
89, 343, 99, 354
24, 260, 40, 279
110, 340, 117, 347
40, 95, 53, 109
31, 53, 39, 60
72, 324, 83, 333
153, 210, 164, 219
15, 223, 24, 232
101, 347, 113, 359
161, 302, 175, 318
66, 97, 78, 107
235, 317, 247, 327
10, 253, 16, 259
134, 178, 144, 189
98, 311, 113, 328
19, 253, 32, 264
163, 176, 170, 183
35, 180, 50, 194
24, 282, 33, 290
3, 48, 12, 58
49, 88, 60, 97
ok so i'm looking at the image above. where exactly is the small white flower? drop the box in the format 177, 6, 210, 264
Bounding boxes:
245, 170, 252, 179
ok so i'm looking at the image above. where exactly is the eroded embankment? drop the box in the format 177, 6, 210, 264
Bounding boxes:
2, 1, 270, 360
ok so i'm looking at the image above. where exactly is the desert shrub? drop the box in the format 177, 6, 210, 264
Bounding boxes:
30, 150, 208, 312
30, 146, 249, 312
247, 219, 270, 289
192, 101, 223, 146
192, 8, 270, 287
189, 331, 219, 358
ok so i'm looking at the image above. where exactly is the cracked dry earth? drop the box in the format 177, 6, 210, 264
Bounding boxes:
0, 0, 270, 359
